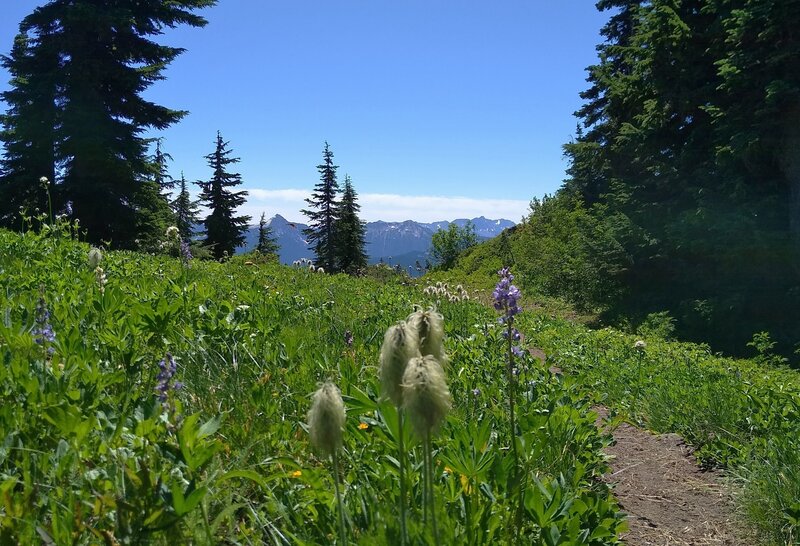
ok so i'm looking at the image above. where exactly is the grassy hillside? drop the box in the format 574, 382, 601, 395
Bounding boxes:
0, 225, 623, 544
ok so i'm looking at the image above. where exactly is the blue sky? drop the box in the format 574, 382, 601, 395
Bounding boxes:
0, 1, 610, 223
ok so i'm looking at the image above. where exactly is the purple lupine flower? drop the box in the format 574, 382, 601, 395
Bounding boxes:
32, 297, 55, 354
472, 388, 481, 397
344, 330, 354, 348
493, 267, 523, 358
155, 353, 183, 405
180, 239, 192, 262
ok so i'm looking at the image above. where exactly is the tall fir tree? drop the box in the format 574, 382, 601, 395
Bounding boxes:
334, 175, 368, 274
301, 142, 340, 271
0, 29, 60, 226
255, 212, 279, 255
6, 0, 214, 247
133, 140, 176, 249
198, 132, 251, 259
172, 172, 200, 241
152, 140, 176, 195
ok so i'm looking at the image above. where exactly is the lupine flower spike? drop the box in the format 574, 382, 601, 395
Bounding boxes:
493, 266, 524, 540
155, 353, 183, 413
33, 295, 56, 356
308, 382, 348, 544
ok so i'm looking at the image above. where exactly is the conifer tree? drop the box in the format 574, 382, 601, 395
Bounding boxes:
153, 140, 176, 195
8, 0, 214, 246
198, 132, 251, 259
302, 142, 340, 271
0, 30, 60, 226
172, 172, 200, 241
334, 175, 368, 274
256, 212, 279, 255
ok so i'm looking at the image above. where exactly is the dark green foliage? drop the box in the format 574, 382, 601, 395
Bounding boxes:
255, 212, 279, 255
430, 221, 478, 270
334, 175, 368, 274
302, 142, 340, 271
0, 31, 59, 226
0, 0, 213, 246
552, 0, 800, 356
133, 179, 175, 251
172, 172, 200, 241
197, 132, 251, 260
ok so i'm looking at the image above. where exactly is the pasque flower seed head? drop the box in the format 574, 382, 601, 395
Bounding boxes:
308, 382, 346, 456
379, 322, 421, 407
402, 355, 450, 438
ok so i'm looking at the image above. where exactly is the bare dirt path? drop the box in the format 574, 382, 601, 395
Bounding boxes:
597, 408, 749, 545
537, 352, 748, 545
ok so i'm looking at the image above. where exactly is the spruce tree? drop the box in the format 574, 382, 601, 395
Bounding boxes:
334, 175, 368, 274
256, 212, 279, 255
198, 132, 251, 259
0, 30, 60, 226
302, 142, 340, 271
11, 0, 214, 247
172, 172, 200, 241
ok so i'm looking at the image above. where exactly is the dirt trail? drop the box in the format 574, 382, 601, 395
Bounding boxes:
538, 353, 747, 545
596, 408, 746, 545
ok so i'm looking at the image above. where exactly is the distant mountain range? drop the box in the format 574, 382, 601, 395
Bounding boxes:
240, 215, 515, 271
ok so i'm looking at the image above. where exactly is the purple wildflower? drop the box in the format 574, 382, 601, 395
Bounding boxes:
155, 353, 183, 406
493, 267, 523, 359
32, 296, 55, 354
472, 388, 481, 397
344, 330, 354, 348
180, 239, 192, 262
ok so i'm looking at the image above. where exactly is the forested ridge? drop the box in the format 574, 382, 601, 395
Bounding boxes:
496, 0, 800, 359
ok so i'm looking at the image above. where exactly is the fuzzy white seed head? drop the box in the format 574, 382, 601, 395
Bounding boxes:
406, 308, 447, 365
308, 382, 346, 457
634, 340, 646, 351
165, 226, 180, 240
402, 355, 451, 437
317, 267, 325, 274
379, 322, 421, 407
309, 264, 316, 272
88, 247, 103, 269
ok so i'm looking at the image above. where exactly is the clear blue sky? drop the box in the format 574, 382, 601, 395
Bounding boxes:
0, 1, 610, 223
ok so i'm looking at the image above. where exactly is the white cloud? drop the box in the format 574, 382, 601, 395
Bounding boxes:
240, 187, 530, 224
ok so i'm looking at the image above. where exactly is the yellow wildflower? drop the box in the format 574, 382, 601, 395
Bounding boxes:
358, 422, 369, 430
291, 470, 302, 478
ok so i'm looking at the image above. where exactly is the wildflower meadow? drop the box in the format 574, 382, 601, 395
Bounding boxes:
0, 224, 624, 544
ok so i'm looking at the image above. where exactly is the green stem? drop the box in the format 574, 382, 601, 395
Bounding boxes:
398, 410, 408, 546
332, 450, 347, 545
507, 320, 521, 542
426, 431, 440, 545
